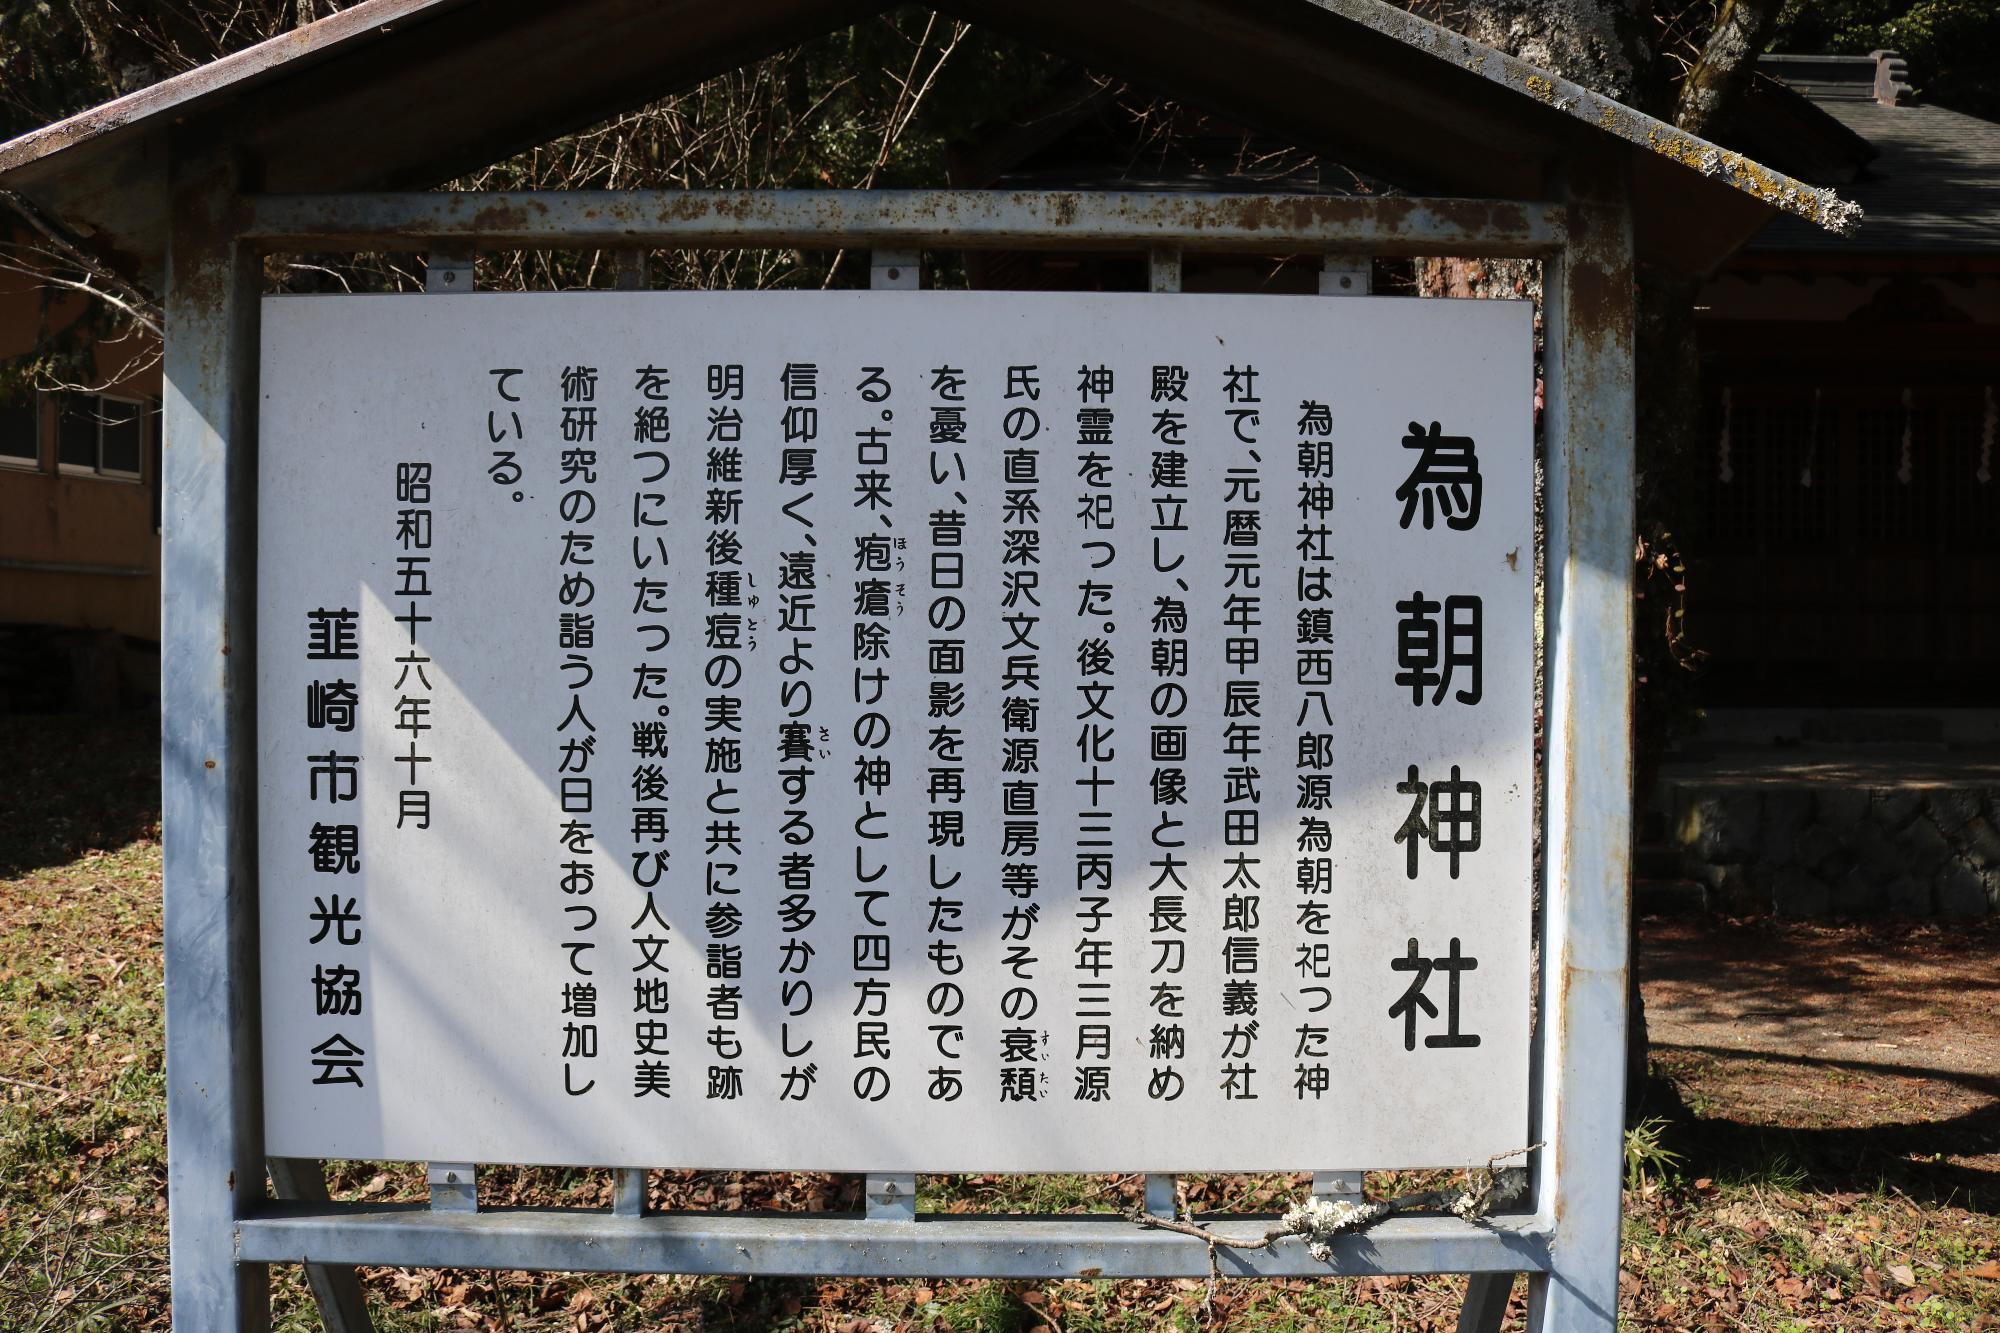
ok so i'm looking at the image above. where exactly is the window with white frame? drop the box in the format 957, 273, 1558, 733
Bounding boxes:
0, 395, 37, 468
57, 391, 148, 480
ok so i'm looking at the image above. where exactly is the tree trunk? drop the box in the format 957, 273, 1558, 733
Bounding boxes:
1452, 1, 1665, 111
1443, 0, 1780, 1122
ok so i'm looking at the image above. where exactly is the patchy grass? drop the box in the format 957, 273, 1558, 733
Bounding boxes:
2, 713, 1996, 1330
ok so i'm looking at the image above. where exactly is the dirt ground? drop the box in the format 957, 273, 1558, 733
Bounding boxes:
1641, 914, 2000, 1208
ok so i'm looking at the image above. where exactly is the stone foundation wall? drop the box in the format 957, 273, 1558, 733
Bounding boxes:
1667, 784, 2000, 917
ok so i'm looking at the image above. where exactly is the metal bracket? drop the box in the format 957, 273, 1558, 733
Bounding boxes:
1148, 247, 1183, 294
1143, 1173, 1177, 1219
428, 1162, 478, 1213
612, 1168, 647, 1218
613, 249, 649, 291
1319, 253, 1371, 295
864, 1173, 917, 1222
1312, 1170, 1365, 1206
425, 245, 474, 293
869, 248, 920, 291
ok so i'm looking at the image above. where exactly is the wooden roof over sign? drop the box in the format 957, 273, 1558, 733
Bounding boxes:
0, 0, 1856, 290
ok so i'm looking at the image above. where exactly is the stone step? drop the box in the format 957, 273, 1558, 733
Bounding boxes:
1635, 877, 1708, 917
1798, 713, 1945, 745
1634, 842, 1685, 881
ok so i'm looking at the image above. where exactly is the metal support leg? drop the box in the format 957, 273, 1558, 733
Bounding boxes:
428, 1163, 479, 1213
1527, 153, 1636, 1333
163, 149, 270, 1333
865, 1173, 917, 1222
267, 1159, 372, 1332
1143, 1174, 1177, 1219
1457, 1272, 1514, 1333
1148, 247, 1182, 293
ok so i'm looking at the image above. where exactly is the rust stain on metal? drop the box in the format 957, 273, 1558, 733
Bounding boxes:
1563, 262, 1630, 358
241, 189, 1569, 259
470, 200, 533, 234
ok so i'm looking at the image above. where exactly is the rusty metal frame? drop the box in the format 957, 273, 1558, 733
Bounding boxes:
239, 189, 1566, 256
164, 182, 1632, 1333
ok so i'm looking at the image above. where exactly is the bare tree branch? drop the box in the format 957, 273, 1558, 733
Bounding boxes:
2, 190, 164, 333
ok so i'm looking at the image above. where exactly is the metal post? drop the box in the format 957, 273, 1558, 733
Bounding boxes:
163, 149, 270, 1332
267, 1158, 373, 1332
1526, 154, 1635, 1333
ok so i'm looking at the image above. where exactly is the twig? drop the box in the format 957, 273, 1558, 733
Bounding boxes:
1121, 1210, 1286, 1250
1125, 1143, 1544, 1286
821, 16, 969, 289
0, 256, 163, 337
0, 1073, 84, 1101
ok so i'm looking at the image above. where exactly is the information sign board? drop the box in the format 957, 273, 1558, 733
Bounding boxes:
257, 291, 1533, 1171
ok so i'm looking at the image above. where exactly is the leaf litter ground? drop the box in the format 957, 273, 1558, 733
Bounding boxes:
1, 714, 1994, 1330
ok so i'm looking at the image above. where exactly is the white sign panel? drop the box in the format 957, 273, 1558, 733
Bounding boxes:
257, 290, 1533, 1171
